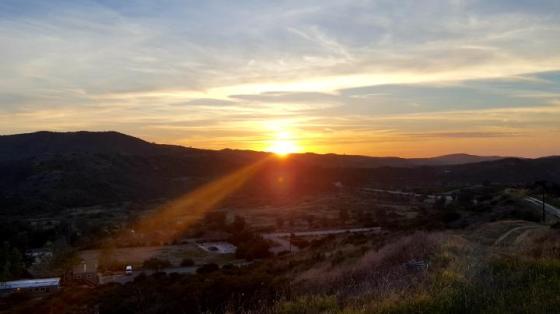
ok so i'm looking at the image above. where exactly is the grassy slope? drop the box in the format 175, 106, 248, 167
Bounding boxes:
275, 222, 560, 314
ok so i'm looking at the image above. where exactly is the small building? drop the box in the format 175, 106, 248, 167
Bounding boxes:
0, 278, 60, 296
65, 261, 99, 287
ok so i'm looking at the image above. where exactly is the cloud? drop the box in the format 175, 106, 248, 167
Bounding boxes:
174, 98, 238, 107
1, 0, 560, 156
405, 131, 523, 139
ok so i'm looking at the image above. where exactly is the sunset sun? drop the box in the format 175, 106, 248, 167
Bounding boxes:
267, 131, 300, 156
269, 140, 298, 156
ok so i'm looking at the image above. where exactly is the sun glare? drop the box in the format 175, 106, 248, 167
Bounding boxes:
269, 140, 298, 156
267, 131, 300, 157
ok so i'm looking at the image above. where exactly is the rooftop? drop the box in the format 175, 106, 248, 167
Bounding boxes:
0, 278, 60, 290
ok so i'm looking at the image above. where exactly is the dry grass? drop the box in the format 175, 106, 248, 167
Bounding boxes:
524, 229, 560, 258
293, 232, 442, 302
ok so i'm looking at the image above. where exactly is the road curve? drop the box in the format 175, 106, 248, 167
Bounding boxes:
525, 196, 560, 219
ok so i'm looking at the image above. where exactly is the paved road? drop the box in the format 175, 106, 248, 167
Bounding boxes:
263, 227, 382, 254
525, 196, 560, 219
362, 188, 428, 198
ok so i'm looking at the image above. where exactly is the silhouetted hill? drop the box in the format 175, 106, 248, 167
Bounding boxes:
0, 132, 254, 214
409, 153, 505, 166
0, 131, 197, 161
291, 153, 411, 168
357, 156, 560, 188
0, 131, 558, 215
291, 152, 505, 168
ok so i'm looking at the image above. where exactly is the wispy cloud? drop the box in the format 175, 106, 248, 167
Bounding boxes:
0, 0, 559, 156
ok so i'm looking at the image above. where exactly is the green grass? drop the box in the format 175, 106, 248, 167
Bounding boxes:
372, 257, 560, 314
274, 255, 560, 314
276, 295, 340, 314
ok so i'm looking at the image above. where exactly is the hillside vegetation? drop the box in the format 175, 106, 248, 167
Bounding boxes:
1, 131, 559, 215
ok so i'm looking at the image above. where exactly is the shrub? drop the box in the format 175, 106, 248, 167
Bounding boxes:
442, 210, 461, 223
196, 263, 219, 274
221, 263, 236, 271
180, 258, 195, 267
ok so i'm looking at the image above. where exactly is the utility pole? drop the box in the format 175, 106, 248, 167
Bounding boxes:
542, 188, 546, 224
537, 180, 547, 224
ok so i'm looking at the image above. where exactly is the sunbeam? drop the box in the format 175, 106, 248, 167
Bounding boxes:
114, 156, 272, 246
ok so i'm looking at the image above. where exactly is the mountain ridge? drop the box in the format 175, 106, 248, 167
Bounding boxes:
0, 131, 514, 166
0, 131, 559, 215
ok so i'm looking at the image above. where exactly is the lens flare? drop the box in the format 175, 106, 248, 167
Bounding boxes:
267, 131, 300, 156
108, 156, 271, 248
268, 140, 298, 156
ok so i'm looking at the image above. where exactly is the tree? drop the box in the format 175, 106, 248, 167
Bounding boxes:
31, 239, 79, 276
456, 190, 474, 208
433, 196, 447, 210
0, 242, 26, 281
180, 258, 195, 267
196, 263, 219, 274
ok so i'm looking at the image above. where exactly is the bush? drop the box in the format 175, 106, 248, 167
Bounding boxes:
221, 263, 236, 271
231, 231, 272, 260
180, 258, 195, 267
505, 209, 541, 223
442, 210, 461, 223
196, 263, 219, 274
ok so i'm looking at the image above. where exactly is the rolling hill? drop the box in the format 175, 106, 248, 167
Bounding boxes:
0, 131, 558, 214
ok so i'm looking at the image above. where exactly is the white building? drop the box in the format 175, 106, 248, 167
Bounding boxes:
0, 278, 60, 296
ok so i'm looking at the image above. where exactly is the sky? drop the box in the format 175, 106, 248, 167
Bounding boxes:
1, 0, 560, 157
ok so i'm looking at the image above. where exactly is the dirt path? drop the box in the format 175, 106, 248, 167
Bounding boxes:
492, 224, 541, 247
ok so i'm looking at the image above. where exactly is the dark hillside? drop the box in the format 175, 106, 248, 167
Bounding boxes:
0, 131, 197, 161
0, 131, 558, 215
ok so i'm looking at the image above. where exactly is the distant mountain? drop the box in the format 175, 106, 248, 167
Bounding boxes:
358, 156, 560, 188
290, 152, 505, 168
291, 153, 411, 168
0, 131, 557, 215
409, 153, 505, 166
0, 131, 505, 166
